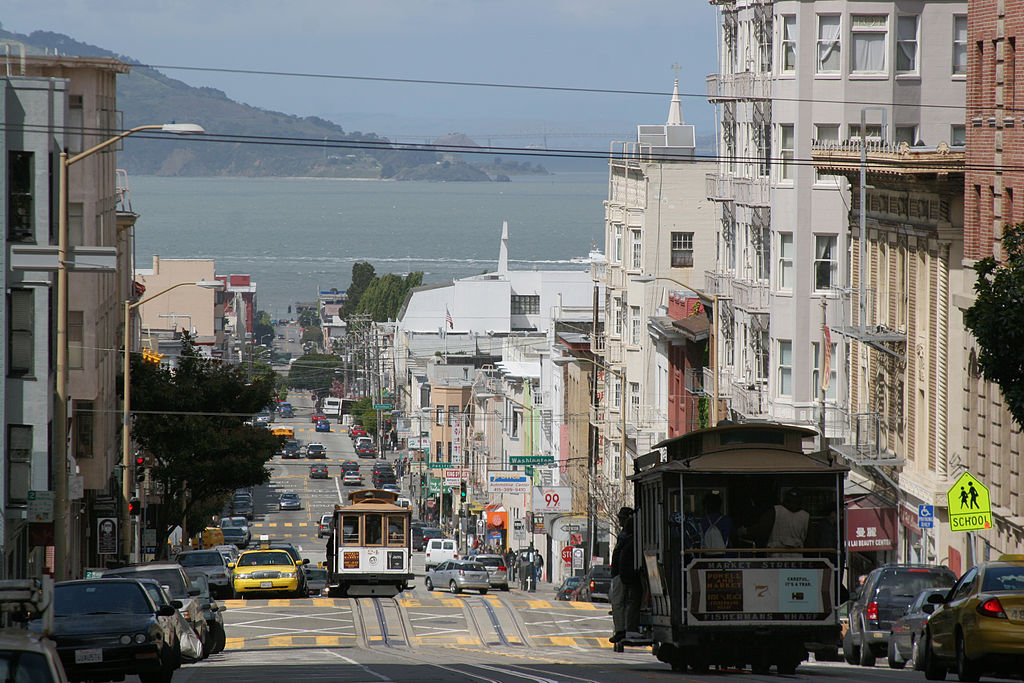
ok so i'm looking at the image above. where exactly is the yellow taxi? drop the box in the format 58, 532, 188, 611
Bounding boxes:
920, 555, 1024, 681
229, 548, 303, 598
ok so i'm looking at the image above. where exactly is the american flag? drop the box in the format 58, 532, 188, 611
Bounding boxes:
445, 307, 454, 329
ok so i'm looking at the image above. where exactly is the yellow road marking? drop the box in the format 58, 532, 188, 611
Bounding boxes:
268, 636, 293, 647
284, 522, 293, 527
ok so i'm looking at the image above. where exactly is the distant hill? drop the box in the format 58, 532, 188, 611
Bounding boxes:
0, 28, 547, 181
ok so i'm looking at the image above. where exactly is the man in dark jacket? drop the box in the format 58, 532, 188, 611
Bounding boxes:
609, 507, 642, 644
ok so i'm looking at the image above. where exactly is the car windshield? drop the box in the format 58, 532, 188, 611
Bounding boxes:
591, 566, 612, 578
105, 568, 189, 597
982, 566, 1024, 592
305, 569, 328, 581
458, 562, 486, 571
875, 569, 954, 599
0, 650, 57, 683
563, 577, 582, 587
238, 551, 294, 566
56, 582, 152, 616
141, 583, 170, 606
221, 517, 246, 528
178, 551, 223, 567
281, 494, 298, 500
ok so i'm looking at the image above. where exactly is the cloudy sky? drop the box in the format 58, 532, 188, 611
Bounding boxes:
2, 1, 719, 145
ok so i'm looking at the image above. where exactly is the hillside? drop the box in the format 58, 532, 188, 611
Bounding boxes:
0, 28, 546, 180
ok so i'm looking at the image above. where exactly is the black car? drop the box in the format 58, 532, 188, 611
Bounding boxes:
306, 443, 326, 459
38, 578, 179, 683
309, 464, 329, 479
555, 576, 583, 601
843, 564, 956, 666
413, 526, 443, 552
281, 439, 301, 458
578, 565, 613, 602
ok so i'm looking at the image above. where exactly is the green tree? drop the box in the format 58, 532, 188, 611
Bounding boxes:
129, 334, 281, 555
253, 309, 274, 346
342, 262, 376, 317
964, 221, 1024, 428
350, 396, 378, 434
356, 271, 424, 321
298, 307, 320, 328
301, 326, 323, 345
285, 353, 343, 391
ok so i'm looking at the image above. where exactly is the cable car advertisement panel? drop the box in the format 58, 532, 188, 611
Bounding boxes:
687, 558, 835, 623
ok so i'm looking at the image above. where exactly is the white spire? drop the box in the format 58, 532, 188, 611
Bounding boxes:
667, 77, 684, 126
497, 220, 509, 274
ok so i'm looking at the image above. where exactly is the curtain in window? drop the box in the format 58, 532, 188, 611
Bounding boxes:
853, 33, 886, 71
815, 236, 835, 289
817, 16, 841, 71
953, 18, 968, 74
778, 342, 793, 396
896, 17, 918, 71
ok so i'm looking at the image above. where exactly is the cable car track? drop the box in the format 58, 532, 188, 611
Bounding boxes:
352, 596, 411, 649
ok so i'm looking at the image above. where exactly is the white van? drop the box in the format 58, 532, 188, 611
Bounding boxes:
424, 538, 458, 570
323, 397, 342, 418
396, 497, 411, 509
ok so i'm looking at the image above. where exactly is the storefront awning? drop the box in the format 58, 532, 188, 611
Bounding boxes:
846, 506, 897, 551
467, 502, 485, 514
486, 506, 508, 529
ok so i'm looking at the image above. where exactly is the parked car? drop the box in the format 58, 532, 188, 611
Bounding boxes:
309, 464, 329, 479
317, 514, 332, 538
577, 565, 613, 602
424, 537, 458, 570
343, 471, 363, 487
39, 578, 179, 682
311, 413, 326, 423
473, 553, 510, 590
176, 549, 234, 599
133, 577, 200, 663
555, 575, 583, 601
182, 572, 226, 654
919, 556, 1024, 681
315, 419, 331, 432
220, 516, 251, 548
305, 567, 329, 596
101, 563, 211, 659
213, 544, 240, 564
0, 624, 69, 683
306, 443, 326, 459
349, 425, 367, 439
414, 527, 443, 552
279, 493, 302, 510
887, 587, 949, 669
425, 560, 490, 594
844, 564, 956, 667
281, 439, 301, 458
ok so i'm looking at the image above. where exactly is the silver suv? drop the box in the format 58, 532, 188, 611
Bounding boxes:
472, 554, 510, 591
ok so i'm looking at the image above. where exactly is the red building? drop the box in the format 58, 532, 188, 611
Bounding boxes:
651, 292, 710, 438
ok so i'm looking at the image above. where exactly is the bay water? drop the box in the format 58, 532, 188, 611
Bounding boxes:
128, 172, 608, 319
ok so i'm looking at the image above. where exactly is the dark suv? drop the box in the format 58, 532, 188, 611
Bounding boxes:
844, 564, 956, 666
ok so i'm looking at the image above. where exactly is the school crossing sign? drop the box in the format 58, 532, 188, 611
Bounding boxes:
945, 471, 992, 532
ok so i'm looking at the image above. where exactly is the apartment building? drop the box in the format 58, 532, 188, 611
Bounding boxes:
707, 1, 968, 568
957, 0, 1024, 562
600, 79, 717, 493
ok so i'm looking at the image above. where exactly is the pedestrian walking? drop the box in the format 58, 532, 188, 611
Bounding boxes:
532, 552, 544, 591
609, 507, 642, 644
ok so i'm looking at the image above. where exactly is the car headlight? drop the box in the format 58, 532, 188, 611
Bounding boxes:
235, 573, 253, 580
134, 633, 148, 644
119, 634, 132, 645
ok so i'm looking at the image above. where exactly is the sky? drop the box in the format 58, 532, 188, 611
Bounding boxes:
1, 1, 719, 147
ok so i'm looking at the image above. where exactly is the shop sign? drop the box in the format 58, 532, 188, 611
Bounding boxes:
846, 507, 897, 550
533, 486, 571, 513
488, 471, 530, 494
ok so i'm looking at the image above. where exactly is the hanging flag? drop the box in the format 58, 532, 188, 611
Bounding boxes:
822, 325, 833, 392
445, 306, 454, 329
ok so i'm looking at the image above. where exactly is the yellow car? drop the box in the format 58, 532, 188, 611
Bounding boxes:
920, 557, 1024, 681
229, 549, 303, 598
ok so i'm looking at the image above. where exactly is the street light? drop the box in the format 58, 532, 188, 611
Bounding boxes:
55, 122, 204, 579
551, 355, 628, 573
632, 274, 721, 424
122, 279, 221, 562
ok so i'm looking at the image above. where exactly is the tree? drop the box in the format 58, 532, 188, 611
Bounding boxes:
129, 334, 281, 555
356, 271, 423, 321
342, 262, 376, 317
285, 353, 343, 391
964, 221, 1024, 428
298, 307, 320, 328
253, 310, 274, 347
301, 326, 323, 345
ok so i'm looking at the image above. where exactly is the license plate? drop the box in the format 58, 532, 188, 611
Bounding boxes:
1008, 607, 1024, 622
74, 648, 102, 664
260, 581, 273, 588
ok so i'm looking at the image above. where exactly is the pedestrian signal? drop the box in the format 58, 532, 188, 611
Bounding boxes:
128, 498, 141, 516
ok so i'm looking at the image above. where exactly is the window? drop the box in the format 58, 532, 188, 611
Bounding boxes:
849, 123, 882, 141
365, 514, 383, 546
895, 125, 918, 146
755, 222, 770, 281
69, 311, 84, 369
812, 342, 838, 400
630, 382, 640, 421
779, 124, 795, 180
953, 16, 967, 75
781, 16, 797, 73
815, 125, 840, 182
851, 15, 888, 74
435, 441, 443, 458
613, 297, 623, 336
778, 233, 794, 290
8, 289, 34, 376
6, 425, 31, 505
68, 94, 84, 153
817, 15, 841, 73
630, 306, 641, 345
436, 407, 443, 425
69, 203, 84, 248
671, 232, 694, 268
7, 151, 34, 243
510, 295, 539, 315
447, 441, 452, 459
631, 229, 642, 269
814, 235, 838, 290
896, 16, 919, 73
387, 515, 406, 545
613, 378, 622, 409
759, 122, 772, 177
614, 226, 623, 263
1006, 187, 1014, 227
74, 400, 94, 459
777, 340, 793, 397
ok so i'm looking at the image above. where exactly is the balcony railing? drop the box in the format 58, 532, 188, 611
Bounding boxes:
590, 260, 606, 282
706, 71, 772, 102
731, 381, 769, 419
733, 176, 770, 207
706, 172, 731, 202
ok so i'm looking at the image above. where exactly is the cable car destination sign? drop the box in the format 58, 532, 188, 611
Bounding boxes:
945, 471, 992, 532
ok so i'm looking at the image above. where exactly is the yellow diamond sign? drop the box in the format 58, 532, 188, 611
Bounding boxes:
945, 471, 992, 532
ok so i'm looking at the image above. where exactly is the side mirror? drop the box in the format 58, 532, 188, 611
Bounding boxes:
187, 587, 201, 597
295, 560, 303, 567
211, 604, 220, 612
157, 605, 176, 617
170, 600, 183, 610
927, 593, 946, 605
922, 603, 935, 614
303, 558, 310, 565
227, 562, 235, 569
849, 590, 860, 603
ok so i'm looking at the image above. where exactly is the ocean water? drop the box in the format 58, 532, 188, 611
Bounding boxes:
127, 172, 608, 318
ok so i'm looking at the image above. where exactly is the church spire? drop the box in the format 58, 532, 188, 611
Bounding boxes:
497, 220, 509, 275
667, 65, 684, 126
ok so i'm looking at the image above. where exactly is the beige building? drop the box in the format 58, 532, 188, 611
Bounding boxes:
134, 256, 223, 349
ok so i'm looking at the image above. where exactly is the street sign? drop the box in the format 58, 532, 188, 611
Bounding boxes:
561, 546, 573, 564
945, 471, 992, 532
572, 547, 584, 571
510, 455, 554, 466
426, 462, 453, 469
27, 491, 54, 523
533, 486, 572, 513
513, 519, 524, 531
373, 404, 392, 411
918, 504, 935, 529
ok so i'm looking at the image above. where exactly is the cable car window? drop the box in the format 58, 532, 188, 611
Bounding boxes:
718, 429, 786, 446
387, 515, 405, 545
341, 515, 360, 545
365, 513, 384, 546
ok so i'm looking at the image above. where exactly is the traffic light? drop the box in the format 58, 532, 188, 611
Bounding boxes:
141, 347, 164, 364
460, 481, 467, 502
128, 498, 140, 516
135, 455, 146, 483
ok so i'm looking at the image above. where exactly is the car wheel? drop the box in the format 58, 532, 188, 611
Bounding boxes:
955, 631, 981, 682
425, 578, 434, 591
843, 629, 860, 665
500, 584, 509, 592
888, 635, 906, 669
211, 622, 226, 654
857, 625, 875, 666
449, 580, 461, 594
479, 589, 488, 595
912, 636, 924, 671
923, 630, 947, 681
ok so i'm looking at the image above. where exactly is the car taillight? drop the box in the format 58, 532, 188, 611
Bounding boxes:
977, 597, 1007, 619
458, 570, 465, 576
498, 566, 506, 572
866, 602, 878, 621
590, 580, 595, 590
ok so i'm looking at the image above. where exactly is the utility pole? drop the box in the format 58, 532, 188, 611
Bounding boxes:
587, 282, 599, 574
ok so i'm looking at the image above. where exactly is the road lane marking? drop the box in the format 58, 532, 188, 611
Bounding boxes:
321, 649, 391, 681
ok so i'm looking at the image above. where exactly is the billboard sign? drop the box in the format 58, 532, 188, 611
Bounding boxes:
488, 471, 531, 494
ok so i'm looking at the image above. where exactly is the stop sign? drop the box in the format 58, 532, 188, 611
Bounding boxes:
561, 546, 573, 563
